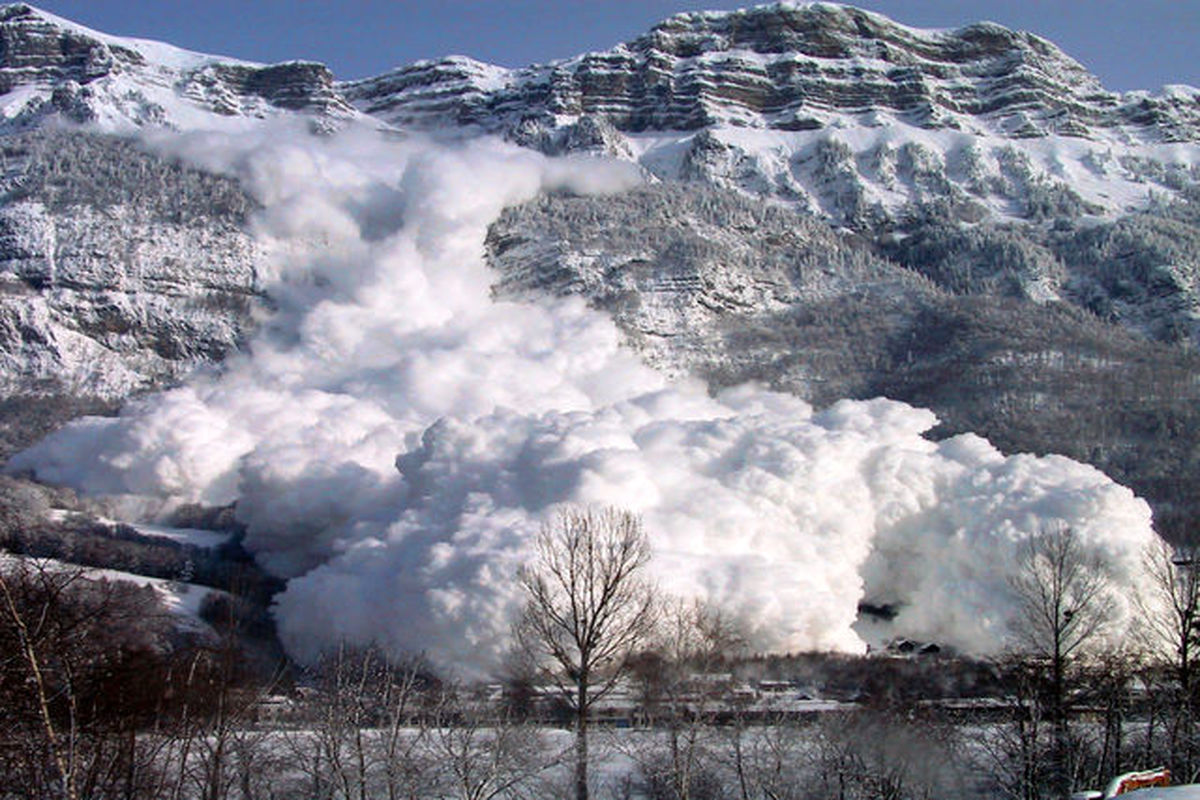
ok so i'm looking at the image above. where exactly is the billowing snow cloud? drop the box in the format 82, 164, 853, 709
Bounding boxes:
10, 123, 1159, 671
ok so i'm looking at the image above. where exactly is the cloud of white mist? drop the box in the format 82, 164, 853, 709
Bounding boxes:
9, 122, 1161, 672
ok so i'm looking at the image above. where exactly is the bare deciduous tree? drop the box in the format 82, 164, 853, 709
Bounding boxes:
625, 599, 744, 800
280, 642, 436, 800
515, 506, 657, 800
0, 558, 176, 800
1138, 536, 1200, 780
809, 709, 966, 800
1008, 525, 1113, 800
426, 686, 547, 800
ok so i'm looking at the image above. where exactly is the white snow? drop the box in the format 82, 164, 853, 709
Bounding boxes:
624, 122, 1200, 221
8, 128, 1167, 675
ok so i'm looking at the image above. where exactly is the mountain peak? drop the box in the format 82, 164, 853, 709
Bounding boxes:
0, 3, 357, 131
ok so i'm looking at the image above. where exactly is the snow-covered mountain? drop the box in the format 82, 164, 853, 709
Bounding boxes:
346, 3, 1200, 142
0, 0, 1195, 226
0, 0, 1197, 530
0, 1, 1198, 663
0, 0, 1194, 228
343, 2, 1200, 225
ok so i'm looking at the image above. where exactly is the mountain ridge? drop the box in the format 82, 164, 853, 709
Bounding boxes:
0, 2, 1194, 143
342, 1, 1199, 142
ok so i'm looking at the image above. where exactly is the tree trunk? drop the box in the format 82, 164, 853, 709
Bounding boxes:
1183, 653, 1195, 782
574, 716, 589, 800
575, 678, 589, 800
1052, 651, 1071, 800
732, 717, 750, 800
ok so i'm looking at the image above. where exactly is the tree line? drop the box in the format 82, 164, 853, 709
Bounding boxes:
4, 507, 1200, 799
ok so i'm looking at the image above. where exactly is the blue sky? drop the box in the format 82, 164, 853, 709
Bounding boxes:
32, 0, 1200, 91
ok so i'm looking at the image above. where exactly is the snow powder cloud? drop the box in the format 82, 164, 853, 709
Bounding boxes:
10, 123, 1161, 672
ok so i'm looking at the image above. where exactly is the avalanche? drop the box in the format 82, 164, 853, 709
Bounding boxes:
9, 125, 1162, 672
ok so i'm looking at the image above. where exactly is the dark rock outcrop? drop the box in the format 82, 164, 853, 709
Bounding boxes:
178, 61, 353, 119
0, 3, 140, 88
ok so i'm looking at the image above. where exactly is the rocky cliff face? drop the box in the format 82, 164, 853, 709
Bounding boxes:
340, 3, 1200, 265
0, 3, 130, 88
0, 131, 263, 454
347, 3, 1200, 143
487, 184, 937, 385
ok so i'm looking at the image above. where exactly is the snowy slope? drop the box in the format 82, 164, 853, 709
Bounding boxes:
0, 551, 218, 629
